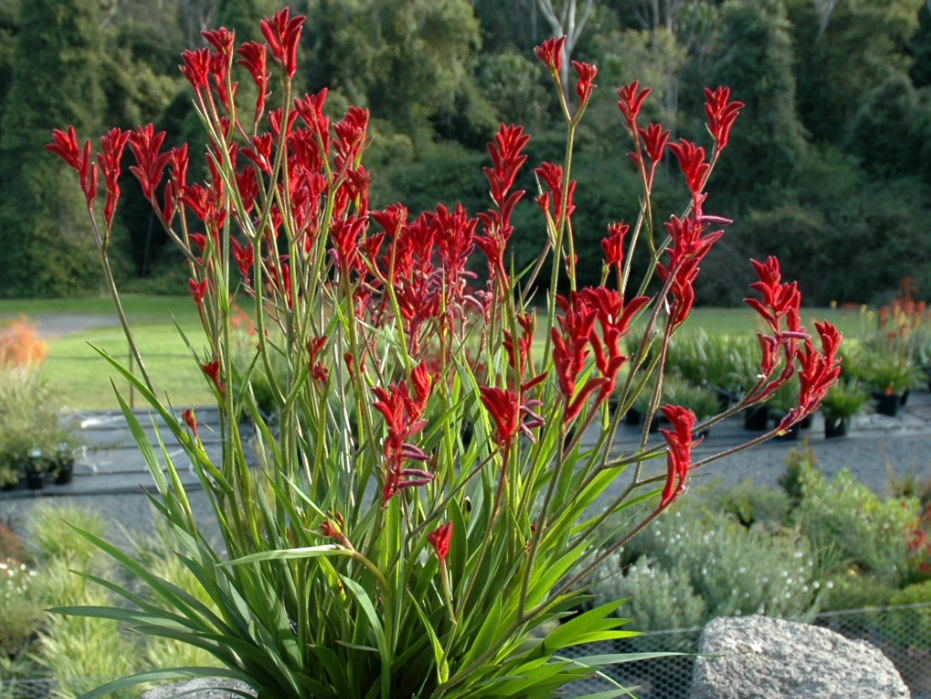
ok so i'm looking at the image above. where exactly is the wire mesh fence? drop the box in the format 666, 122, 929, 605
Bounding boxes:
561, 603, 931, 698
3, 604, 931, 699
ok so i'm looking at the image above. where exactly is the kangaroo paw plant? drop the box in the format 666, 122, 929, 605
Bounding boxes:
48, 13, 842, 699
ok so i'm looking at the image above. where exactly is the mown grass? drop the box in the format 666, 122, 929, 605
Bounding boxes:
3, 296, 874, 410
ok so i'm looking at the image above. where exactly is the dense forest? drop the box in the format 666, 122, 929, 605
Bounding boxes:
0, 0, 929, 305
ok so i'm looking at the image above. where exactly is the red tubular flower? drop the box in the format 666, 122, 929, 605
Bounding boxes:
180, 48, 211, 91
269, 108, 299, 141
479, 386, 521, 451
97, 128, 130, 228
668, 139, 710, 198
47, 127, 97, 209
704, 86, 744, 151
261, 8, 305, 79
236, 41, 270, 119
334, 106, 370, 170
168, 144, 189, 191
203, 27, 235, 57
657, 214, 725, 329
241, 133, 274, 174
658, 405, 698, 509
477, 124, 529, 277
572, 60, 598, 103
294, 89, 330, 150
307, 336, 329, 383
636, 123, 671, 187
329, 215, 367, 274
580, 287, 650, 403
534, 161, 576, 224
201, 359, 225, 397
779, 322, 842, 430
231, 237, 254, 281
235, 166, 258, 213
189, 278, 208, 306
128, 125, 170, 201
744, 257, 802, 334
373, 368, 434, 502
602, 223, 628, 269
427, 522, 453, 563
182, 408, 199, 439
618, 81, 651, 128
534, 36, 566, 73
371, 203, 409, 239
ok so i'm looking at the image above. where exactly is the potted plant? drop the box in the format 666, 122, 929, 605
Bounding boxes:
860, 350, 926, 417
52, 442, 75, 485
24, 448, 44, 490
820, 380, 870, 438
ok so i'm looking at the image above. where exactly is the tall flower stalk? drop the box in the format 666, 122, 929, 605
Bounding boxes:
49, 12, 840, 699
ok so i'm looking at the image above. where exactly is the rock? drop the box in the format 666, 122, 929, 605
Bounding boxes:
692, 615, 910, 699
142, 678, 254, 699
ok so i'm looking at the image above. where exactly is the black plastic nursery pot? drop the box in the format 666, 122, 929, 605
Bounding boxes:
900, 389, 910, 406
743, 404, 769, 431
54, 461, 74, 485
875, 392, 901, 417
824, 416, 849, 439
25, 471, 44, 490
625, 407, 642, 426
799, 414, 813, 430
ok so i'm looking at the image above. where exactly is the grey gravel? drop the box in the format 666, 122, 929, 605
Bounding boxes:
692, 615, 910, 699
142, 678, 253, 699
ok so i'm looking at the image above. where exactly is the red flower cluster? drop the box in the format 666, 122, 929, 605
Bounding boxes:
551, 288, 649, 422
658, 406, 698, 509
534, 36, 566, 74
307, 336, 329, 384
97, 128, 130, 228
46, 127, 97, 210
476, 125, 529, 279
602, 223, 628, 270
260, 8, 305, 79
427, 522, 453, 563
704, 87, 744, 150
779, 322, 842, 430
201, 359, 225, 397
617, 81, 651, 129
572, 60, 598, 104
535, 161, 576, 226
657, 212, 725, 329
372, 363, 434, 502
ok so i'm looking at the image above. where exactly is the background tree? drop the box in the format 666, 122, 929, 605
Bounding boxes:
0, 0, 104, 297
707, 0, 807, 203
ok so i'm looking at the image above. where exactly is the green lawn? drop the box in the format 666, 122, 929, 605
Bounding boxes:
4, 296, 875, 410
3, 295, 212, 410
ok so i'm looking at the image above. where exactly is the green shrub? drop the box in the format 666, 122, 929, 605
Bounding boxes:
793, 469, 919, 579
34, 559, 142, 699
600, 504, 817, 630
0, 558, 40, 658
700, 480, 791, 527
885, 580, 931, 650
819, 572, 895, 612
820, 379, 871, 421
0, 368, 80, 480
26, 503, 107, 569
779, 443, 821, 504
665, 330, 760, 395
588, 553, 706, 634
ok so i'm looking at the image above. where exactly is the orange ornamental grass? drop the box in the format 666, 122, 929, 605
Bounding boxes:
0, 317, 46, 367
